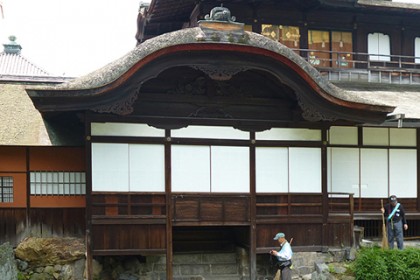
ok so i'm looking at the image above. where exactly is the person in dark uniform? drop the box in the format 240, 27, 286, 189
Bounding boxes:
381, 195, 408, 249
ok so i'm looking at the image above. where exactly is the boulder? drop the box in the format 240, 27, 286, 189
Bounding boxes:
15, 237, 85, 266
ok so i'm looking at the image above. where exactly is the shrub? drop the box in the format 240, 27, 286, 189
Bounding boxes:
353, 247, 420, 280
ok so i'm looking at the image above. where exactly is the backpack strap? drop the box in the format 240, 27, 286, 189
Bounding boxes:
387, 203, 400, 221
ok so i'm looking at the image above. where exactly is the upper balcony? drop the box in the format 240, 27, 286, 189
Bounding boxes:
295, 48, 420, 85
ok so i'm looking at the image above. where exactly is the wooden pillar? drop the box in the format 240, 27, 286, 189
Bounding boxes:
249, 132, 257, 279
25, 147, 30, 233
85, 112, 93, 280
165, 130, 173, 280
417, 128, 420, 211
321, 128, 329, 251
300, 16, 309, 59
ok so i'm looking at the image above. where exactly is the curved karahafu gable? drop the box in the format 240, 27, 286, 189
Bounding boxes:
26, 11, 394, 125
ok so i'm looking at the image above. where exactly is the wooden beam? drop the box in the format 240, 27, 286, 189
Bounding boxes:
93, 249, 166, 256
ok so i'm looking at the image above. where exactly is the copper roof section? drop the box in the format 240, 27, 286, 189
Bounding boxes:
0, 52, 52, 77
0, 36, 51, 77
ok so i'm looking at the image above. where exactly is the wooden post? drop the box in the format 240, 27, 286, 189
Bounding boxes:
321, 128, 329, 251
85, 112, 93, 280
165, 130, 173, 280
25, 147, 30, 234
249, 132, 257, 279
417, 129, 420, 212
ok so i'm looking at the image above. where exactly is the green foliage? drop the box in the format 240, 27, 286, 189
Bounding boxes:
328, 263, 335, 273
17, 272, 29, 280
353, 247, 420, 280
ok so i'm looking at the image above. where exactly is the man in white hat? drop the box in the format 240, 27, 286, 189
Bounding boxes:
270, 232, 293, 280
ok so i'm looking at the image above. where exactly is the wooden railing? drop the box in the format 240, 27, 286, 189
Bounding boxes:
91, 192, 354, 220
171, 193, 251, 225
256, 192, 353, 217
294, 48, 420, 84
91, 192, 166, 218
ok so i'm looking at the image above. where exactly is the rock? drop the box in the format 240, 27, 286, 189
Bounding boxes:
315, 262, 329, 274
16, 259, 28, 271
119, 273, 139, 280
329, 263, 347, 274
360, 239, 374, 248
345, 247, 357, 261
302, 273, 312, 280
0, 242, 18, 280
44, 266, 55, 274
123, 257, 141, 273
35, 267, 44, 273
29, 272, 54, 280
89, 258, 103, 280
54, 264, 62, 272
15, 237, 85, 266
73, 259, 85, 280
60, 264, 72, 280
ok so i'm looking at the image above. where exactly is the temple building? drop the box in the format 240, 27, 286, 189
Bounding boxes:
1, 1, 420, 278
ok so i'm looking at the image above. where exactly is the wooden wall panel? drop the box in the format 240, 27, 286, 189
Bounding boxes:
149, 224, 167, 249
0, 208, 26, 246
201, 200, 223, 221
92, 224, 166, 251
0, 208, 85, 246
256, 223, 323, 248
0, 147, 26, 171
29, 147, 85, 171
30, 196, 85, 208
29, 208, 85, 237
174, 199, 199, 220
325, 223, 351, 247
224, 198, 250, 222
172, 195, 250, 225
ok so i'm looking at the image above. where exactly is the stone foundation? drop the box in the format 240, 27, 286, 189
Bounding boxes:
94, 247, 250, 280
5, 237, 355, 280
91, 248, 352, 280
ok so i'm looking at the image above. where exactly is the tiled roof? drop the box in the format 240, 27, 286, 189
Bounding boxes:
0, 52, 51, 77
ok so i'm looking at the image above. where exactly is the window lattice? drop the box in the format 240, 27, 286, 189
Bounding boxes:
30, 172, 86, 196
0, 176, 14, 202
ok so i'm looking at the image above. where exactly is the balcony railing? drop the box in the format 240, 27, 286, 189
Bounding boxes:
295, 49, 420, 85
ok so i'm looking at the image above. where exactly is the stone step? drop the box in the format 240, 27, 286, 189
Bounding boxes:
174, 276, 245, 280
174, 252, 238, 265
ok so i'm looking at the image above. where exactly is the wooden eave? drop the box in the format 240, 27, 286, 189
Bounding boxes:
138, 0, 420, 41
26, 28, 394, 125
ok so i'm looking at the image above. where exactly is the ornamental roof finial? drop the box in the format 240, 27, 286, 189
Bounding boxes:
196, 5, 248, 43
204, 5, 236, 23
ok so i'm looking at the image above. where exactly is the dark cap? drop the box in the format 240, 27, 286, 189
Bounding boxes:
389, 195, 397, 202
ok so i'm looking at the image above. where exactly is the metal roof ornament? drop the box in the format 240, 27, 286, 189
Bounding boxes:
196, 5, 248, 44
205, 5, 236, 22
3, 35, 22, 54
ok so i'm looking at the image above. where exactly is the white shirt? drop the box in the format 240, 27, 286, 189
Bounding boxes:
275, 241, 293, 261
